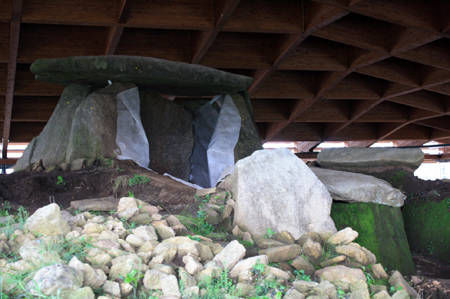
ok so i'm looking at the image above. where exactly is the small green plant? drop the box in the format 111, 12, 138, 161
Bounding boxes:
198, 270, 237, 298
237, 238, 254, 249
128, 191, 135, 198
0, 201, 11, 217
362, 266, 375, 287
56, 175, 65, 185
120, 269, 144, 298
188, 235, 202, 241
128, 174, 150, 187
120, 217, 137, 231
294, 269, 311, 282
255, 278, 286, 298
389, 285, 403, 295
48, 235, 93, 263
337, 286, 346, 298
252, 262, 266, 278
100, 157, 114, 168
264, 228, 275, 239
195, 209, 214, 236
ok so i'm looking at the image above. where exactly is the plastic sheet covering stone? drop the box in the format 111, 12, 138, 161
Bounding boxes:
115, 87, 150, 168
190, 95, 241, 188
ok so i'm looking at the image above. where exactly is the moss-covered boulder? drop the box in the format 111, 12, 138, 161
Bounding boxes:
331, 202, 415, 275
402, 198, 450, 263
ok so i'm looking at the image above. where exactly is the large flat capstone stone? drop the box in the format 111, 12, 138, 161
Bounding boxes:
317, 148, 424, 173
30, 56, 253, 96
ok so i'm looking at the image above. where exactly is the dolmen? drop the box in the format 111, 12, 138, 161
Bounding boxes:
14, 56, 262, 187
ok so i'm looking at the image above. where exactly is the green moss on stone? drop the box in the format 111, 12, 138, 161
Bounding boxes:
331, 202, 415, 275
402, 198, 450, 262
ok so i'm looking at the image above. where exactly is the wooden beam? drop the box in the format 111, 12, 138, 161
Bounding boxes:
375, 111, 449, 143
346, 140, 375, 147
0, 158, 17, 165
295, 141, 321, 152
264, 27, 433, 141
248, 2, 348, 94
416, 117, 450, 132
191, 0, 241, 64
2, 0, 23, 159
105, 26, 124, 55
387, 91, 447, 114
321, 72, 450, 142
296, 152, 450, 161
313, 0, 441, 33
105, 0, 128, 55
296, 152, 318, 159
394, 140, 427, 147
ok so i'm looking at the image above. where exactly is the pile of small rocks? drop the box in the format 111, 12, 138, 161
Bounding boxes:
0, 195, 419, 299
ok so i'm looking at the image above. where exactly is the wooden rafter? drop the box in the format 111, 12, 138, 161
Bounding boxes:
248, 2, 349, 94
191, 0, 241, 64
2, 0, 23, 159
105, 0, 128, 55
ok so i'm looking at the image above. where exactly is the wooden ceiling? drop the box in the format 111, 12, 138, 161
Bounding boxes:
1, 0, 450, 158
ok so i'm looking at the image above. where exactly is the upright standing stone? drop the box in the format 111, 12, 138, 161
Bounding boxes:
226, 149, 336, 239
231, 93, 262, 161
66, 83, 132, 162
14, 84, 91, 171
331, 202, 415, 274
141, 90, 194, 180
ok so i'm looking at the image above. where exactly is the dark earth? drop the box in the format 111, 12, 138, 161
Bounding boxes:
0, 159, 196, 215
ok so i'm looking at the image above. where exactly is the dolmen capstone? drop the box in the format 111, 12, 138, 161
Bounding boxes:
317, 147, 424, 174
14, 56, 262, 187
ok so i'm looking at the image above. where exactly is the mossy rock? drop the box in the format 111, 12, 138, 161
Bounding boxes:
331, 202, 415, 275
402, 198, 450, 262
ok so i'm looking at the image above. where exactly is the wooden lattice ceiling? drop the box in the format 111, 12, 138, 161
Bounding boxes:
1, 0, 450, 161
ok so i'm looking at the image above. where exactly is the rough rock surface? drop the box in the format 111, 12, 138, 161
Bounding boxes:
0, 201, 422, 299
14, 83, 135, 171
140, 91, 193, 180
331, 202, 415, 274
26, 264, 83, 296
227, 149, 336, 239
317, 147, 424, 173
315, 265, 366, 291
231, 93, 262, 161
311, 167, 406, 207
14, 84, 91, 171
24, 203, 70, 236
30, 55, 253, 96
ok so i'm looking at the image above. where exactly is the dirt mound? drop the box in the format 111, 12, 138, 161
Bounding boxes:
0, 160, 196, 214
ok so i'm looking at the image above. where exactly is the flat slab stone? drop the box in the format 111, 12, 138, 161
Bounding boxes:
70, 197, 119, 212
317, 148, 424, 172
30, 56, 253, 96
311, 167, 405, 207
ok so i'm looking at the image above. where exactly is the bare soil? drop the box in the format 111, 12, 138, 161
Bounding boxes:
0, 159, 196, 214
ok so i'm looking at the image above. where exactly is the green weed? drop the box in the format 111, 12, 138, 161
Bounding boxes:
56, 176, 65, 186
198, 270, 238, 299
264, 228, 275, 239
294, 269, 311, 282
128, 174, 150, 187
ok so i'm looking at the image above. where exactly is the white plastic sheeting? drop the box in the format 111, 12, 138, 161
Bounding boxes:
190, 94, 241, 187
115, 87, 150, 168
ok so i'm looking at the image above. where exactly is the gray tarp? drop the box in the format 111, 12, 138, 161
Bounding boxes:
190, 95, 241, 187
116, 87, 150, 168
